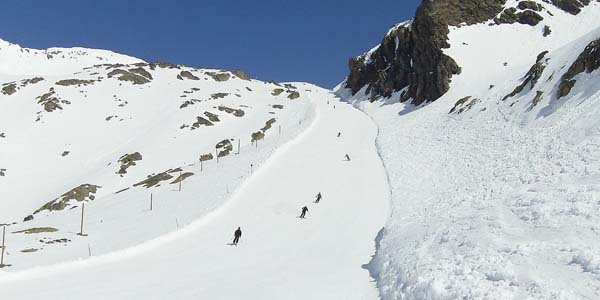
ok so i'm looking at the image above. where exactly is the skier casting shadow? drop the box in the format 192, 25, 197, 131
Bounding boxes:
314, 192, 322, 204
345, 154, 351, 161
230, 227, 242, 246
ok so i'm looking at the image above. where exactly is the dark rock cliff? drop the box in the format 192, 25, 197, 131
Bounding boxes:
342, 0, 593, 105
344, 0, 505, 105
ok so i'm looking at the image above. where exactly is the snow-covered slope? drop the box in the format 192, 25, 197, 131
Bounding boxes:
337, 0, 600, 299
0, 44, 316, 269
0, 38, 142, 76
0, 88, 390, 300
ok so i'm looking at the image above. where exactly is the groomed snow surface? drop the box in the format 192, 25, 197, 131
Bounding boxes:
0, 87, 390, 299
337, 1, 600, 299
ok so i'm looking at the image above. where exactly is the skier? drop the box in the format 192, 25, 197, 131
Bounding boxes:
337, 132, 341, 137
299, 206, 308, 219
232, 227, 242, 245
345, 154, 351, 161
314, 192, 322, 203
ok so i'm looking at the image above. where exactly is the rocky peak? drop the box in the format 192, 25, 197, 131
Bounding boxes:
344, 0, 505, 105
342, 0, 593, 105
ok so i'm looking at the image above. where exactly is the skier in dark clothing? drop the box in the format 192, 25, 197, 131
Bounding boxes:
299, 206, 308, 219
314, 192, 322, 203
345, 154, 351, 161
337, 132, 341, 137
232, 227, 242, 245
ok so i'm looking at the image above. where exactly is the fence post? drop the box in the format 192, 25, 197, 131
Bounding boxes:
279, 125, 281, 134
237, 139, 240, 154
150, 193, 153, 211
201, 160, 203, 172
251, 163, 253, 173
0, 225, 6, 267
179, 171, 182, 192
216, 148, 219, 163
78, 203, 86, 236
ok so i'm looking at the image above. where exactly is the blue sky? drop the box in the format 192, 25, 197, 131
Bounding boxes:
0, 0, 420, 88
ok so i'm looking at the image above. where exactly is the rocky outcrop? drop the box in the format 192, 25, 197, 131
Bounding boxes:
549, 0, 591, 15
516, 10, 544, 25
206, 71, 231, 82
117, 152, 143, 175
34, 184, 101, 214
344, 0, 505, 105
503, 51, 549, 100
216, 139, 233, 157
558, 38, 600, 98
108, 68, 151, 84
55, 79, 96, 86
218, 106, 245, 117
518, 1, 543, 11
493, 8, 544, 25
178, 70, 199, 80
36, 88, 63, 112
2, 77, 44, 95
232, 70, 250, 80
449, 96, 480, 114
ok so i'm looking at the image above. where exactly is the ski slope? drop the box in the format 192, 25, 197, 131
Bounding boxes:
0, 88, 390, 300
335, 1, 600, 298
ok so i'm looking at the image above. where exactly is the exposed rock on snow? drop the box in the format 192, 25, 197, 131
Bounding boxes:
55, 79, 96, 86
203, 111, 220, 122
215, 139, 233, 157
117, 152, 143, 175
133, 171, 175, 188
449, 96, 480, 114
206, 71, 231, 82
34, 184, 101, 214
232, 70, 250, 80
558, 38, 600, 98
344, 0, 505, 105
550, 0, 592, 15
177, 70, 199, 80
36, 88, 63, 112
217, 105, 245, 117
271, 88, 284, 96
503, 51, 548, 100
107, 68, 151, 84
2, 77, 44, 95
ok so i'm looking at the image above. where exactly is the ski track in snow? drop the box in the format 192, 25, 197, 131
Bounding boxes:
0, 88, 390, 300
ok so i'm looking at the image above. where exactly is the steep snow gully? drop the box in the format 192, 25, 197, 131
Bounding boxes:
0, 86, 391, 300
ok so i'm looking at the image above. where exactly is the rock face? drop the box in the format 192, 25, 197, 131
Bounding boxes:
558, 38, 600, 98
550, 0, 591, 15
503, 51, 549, 100
342, 0, 594, 104
344, 0, 505, 105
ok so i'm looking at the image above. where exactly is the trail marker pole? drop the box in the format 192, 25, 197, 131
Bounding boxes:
216, 148, 219, 163
179, 171, 182, 192
279, 125, 281, 134
237, 139, 240, 154
78, 203, 86, 236
0, 225, 6, 267
150, 193, 153, 211
251, 163, 253, 173
88, 244, 92, 257
201, 160, 203, 172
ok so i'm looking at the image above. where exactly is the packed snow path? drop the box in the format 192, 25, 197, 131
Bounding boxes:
0, 89, 390, 299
